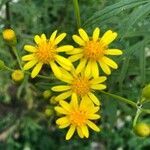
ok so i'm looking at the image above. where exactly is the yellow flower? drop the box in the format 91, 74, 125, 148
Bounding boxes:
22, 31, 73, 78
11, 69, 24, 82
68, 28, 123, 77
55, 96, 101, 140
51, 68, 107, 105
2, 29, 16, 41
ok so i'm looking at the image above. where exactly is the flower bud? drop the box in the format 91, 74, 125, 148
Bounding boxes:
50, 96, 57, 104
43, 90, 51, 99
44, 108, 53, 117
134, 123, 150, 137
142, 84, 150, 100
11, 70, 24, 83
0, 60, 6, 70
2, 29, 17, 45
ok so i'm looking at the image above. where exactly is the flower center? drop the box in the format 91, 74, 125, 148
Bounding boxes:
70, 110, 87, 126
84, 40, 106, 60
35, 41, 57, 64
71, 76, 90, 96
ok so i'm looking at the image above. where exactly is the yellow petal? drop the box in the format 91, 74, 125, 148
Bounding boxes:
22, 54, 35, 61
92, 27, 100, 41
84, 60, 92, 77
56, 116, 69, 125
71, 93, 78, 109
86, 120, 100, 132
59, 100, 71, 111
68, 54, 83, 62
99, 61, 111, 75
56, 60, 71, 71
88, 114, 100, 120
77, 127, 84, 138
102, 57, 118, 69
24, 45, 37, 53
56, 55, 73, 67
91, 84, 106, 90
91, 61, 99, 78
49, 30, 57, 42
34, 35, 41, 44
101, 30, 117, 45
54, 33, 66, 45
54, 106, 69, 114
58, 123, 70, 129
52, 85, 71, 92
90, 76, 107, 84
88, 92, 100, 106
78, 28, 89, 41
76, 58, 87, 74
41, 34, 46, 41
80, 96, 93, 110
50, 61, 62, 79
72, 35, 85, 46
55, 91, 72, 101
56, 45, 73, 52
31, 62, 43, 78
66, 48, 83, 55
105, 49, 123, 55
81, 125, 89, 138
23, 60, 37, 70
66, 125, 76, 140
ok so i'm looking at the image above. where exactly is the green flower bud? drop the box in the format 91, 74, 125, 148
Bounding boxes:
134, 123, 150, 137
142, 84, 150, 100
43, 90, 52, 99
0, 60, 6, 70
44, 108, 53, 117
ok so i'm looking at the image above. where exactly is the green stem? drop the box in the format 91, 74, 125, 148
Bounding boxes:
100, 91, 150, 115
133, 107, 142, 127
73, 0, 81, 28
4, 66, 53, 80
12, 46, 23, 70
100, 91, 136, 107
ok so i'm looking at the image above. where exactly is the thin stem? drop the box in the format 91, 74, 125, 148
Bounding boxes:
12, 46, 23, 70
4, 66, 53, 80
73, 0, 81, 28
100, 91, 150, 115
133, 107, 142, 127
5, 1, 11, 28
100, 91, 136, 107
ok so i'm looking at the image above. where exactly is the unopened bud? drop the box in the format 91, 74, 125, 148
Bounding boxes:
0, 60, 6, 70
11, 70, 24, 83
134, 123, 150, 137
43, 90, 51, 99
2, 29, 17, 45
142, 84, 150, 100
44, 108, 53, 117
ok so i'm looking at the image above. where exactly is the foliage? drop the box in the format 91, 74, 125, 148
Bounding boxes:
0, 0, 150, 149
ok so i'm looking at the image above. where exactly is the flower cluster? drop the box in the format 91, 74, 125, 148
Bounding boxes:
22, 27, 123, 140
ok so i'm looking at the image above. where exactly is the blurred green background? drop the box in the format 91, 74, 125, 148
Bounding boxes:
0, 0, 150, 149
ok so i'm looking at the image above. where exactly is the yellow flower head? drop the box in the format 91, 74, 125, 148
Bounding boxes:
68, 28, 123, 77
22, 31, 74, 78
55, 96, 101, 140
11, 69, 24, 82
2, 29, 16, 41
52, 68, 107, 105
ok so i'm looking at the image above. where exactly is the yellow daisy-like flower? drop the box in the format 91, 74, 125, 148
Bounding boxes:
22, 31, 73, 78
67, 28, 123, 77
51, 68, 107, 106
55, 96, 101, 140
